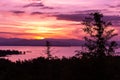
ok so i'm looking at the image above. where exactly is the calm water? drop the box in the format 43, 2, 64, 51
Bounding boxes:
0, 46, 119, 62
0, 46, 82, 62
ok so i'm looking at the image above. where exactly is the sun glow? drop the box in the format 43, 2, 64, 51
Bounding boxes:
35, 36, 45, 40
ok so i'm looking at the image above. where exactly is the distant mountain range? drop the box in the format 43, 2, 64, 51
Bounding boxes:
0, 38, 119, 46
0, 38, 85, 46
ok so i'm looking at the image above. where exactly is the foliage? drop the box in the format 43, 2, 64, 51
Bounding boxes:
0, 56, 120, 80
0, 50, 23, 57
80, 12, 118, 59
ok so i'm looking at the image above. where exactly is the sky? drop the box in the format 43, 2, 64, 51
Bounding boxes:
0, 0, 120, 40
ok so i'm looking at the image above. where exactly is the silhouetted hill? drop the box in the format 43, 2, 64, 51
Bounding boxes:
0, 38, 85, 46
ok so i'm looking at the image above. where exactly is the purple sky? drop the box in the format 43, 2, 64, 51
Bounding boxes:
0, 0, 120, 40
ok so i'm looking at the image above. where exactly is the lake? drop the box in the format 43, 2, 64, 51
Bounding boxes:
0, 46, 119, 62
0, 46, 82, 62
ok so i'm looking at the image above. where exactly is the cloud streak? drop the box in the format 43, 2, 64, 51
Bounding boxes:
11, 10, 25, 14
23, 2, 54, 10
55, 13, 120, 26
23, 2, 44, 7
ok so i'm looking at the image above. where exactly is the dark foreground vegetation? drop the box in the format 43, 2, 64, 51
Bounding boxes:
0, 50, 23, 57
0, 56, 120, 80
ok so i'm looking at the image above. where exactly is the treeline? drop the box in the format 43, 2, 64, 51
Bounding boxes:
0, 50, 23, 57
0, 56, 120, 80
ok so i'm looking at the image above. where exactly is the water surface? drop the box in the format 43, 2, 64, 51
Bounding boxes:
0, 46, 119, 62
0, 46, 82, 62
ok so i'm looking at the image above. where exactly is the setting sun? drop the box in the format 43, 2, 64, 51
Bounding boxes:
35, 36, 45, 40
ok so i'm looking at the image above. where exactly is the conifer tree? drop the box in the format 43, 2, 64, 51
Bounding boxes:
81, 12, 117, 59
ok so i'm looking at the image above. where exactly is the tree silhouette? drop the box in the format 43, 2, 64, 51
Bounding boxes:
46, 41, 52, 59
80, 12, 117, 59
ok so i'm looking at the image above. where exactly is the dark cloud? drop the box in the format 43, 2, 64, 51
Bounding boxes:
55, 13, 120, 26
55, 14, 87, 21
40, 6, 54, 9
23, 2, 44, 8
31, 12, 43, 15
107, 4, 120, 8
23, 2, 54, 9
103, 16, 120, 21
117, 4, 120, 7
75, 9, 113, 15
104, 16, 120, 26
55, 10, 106, 22
107, 5, 116, 8
75, 10, 101, 14
11, 10, 25, 14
